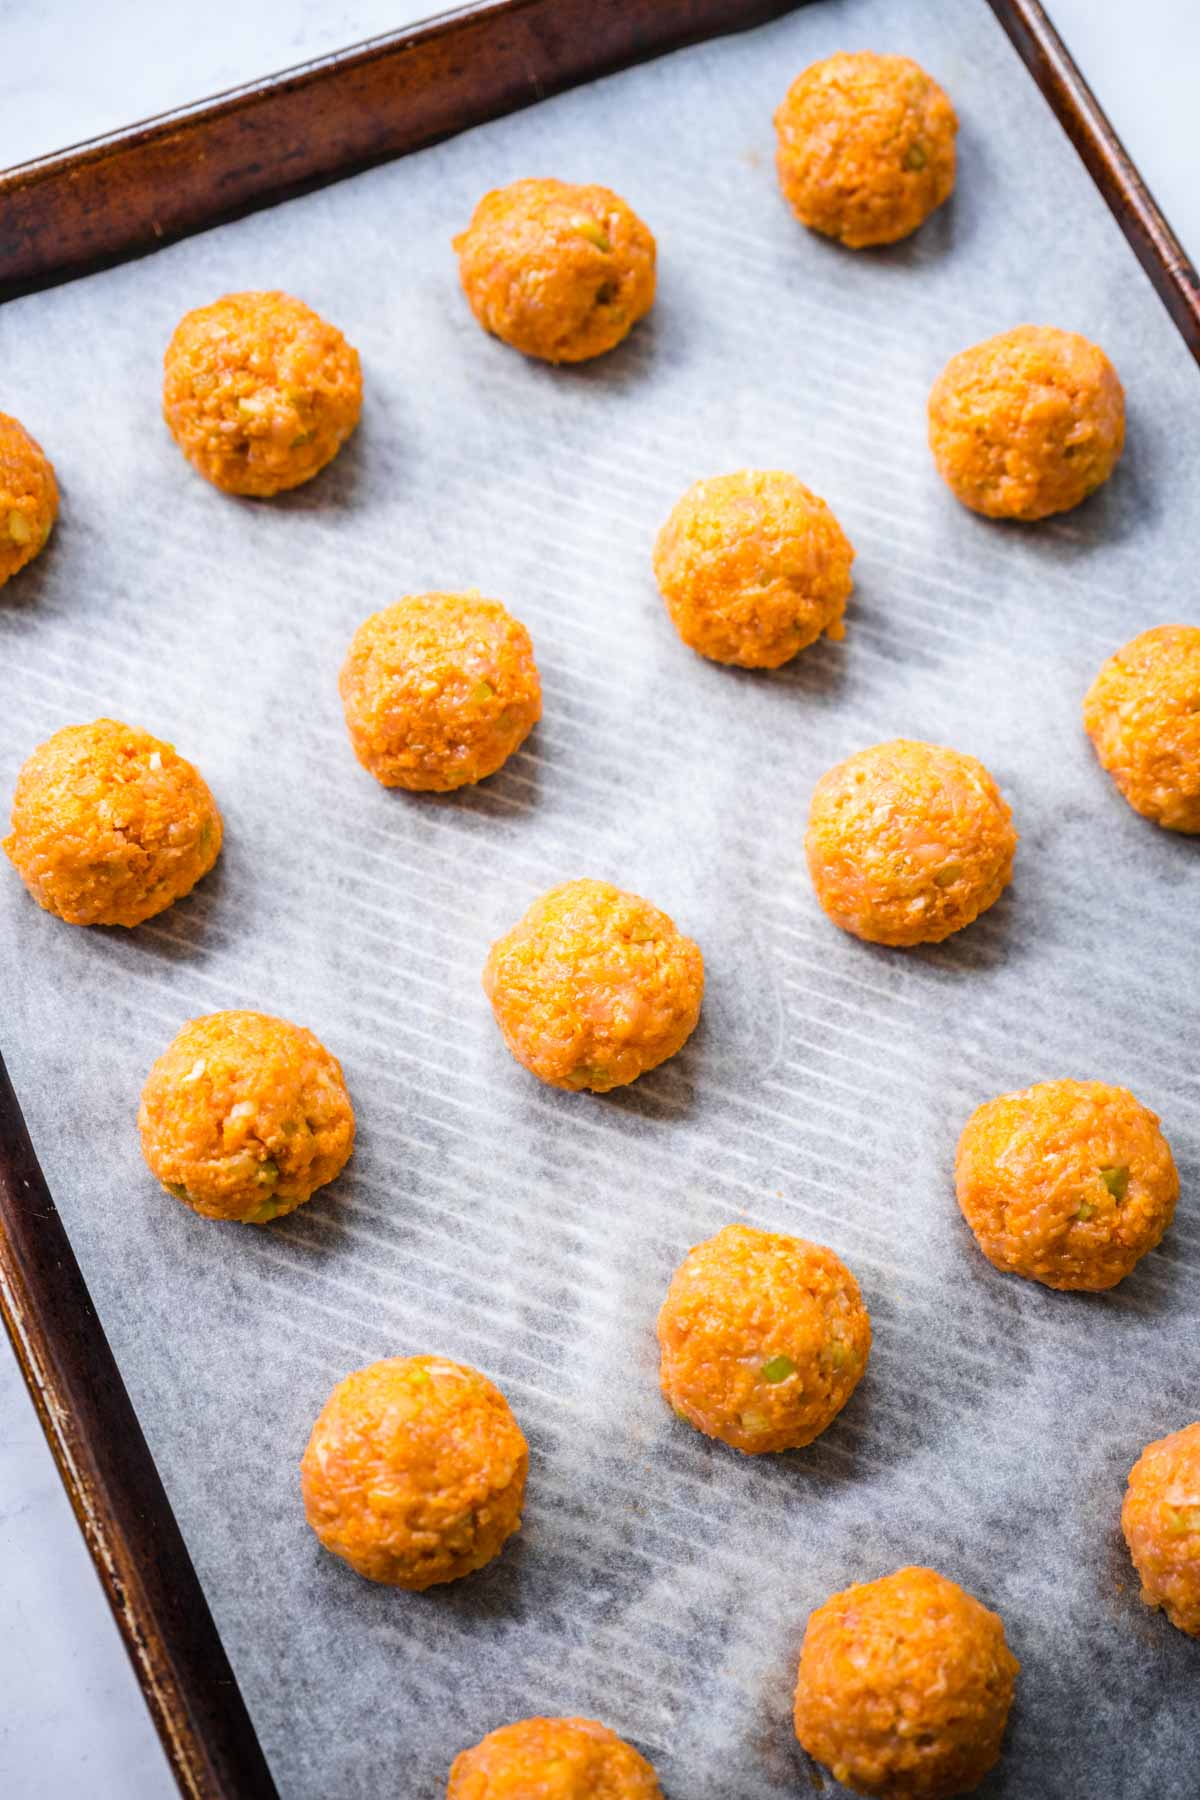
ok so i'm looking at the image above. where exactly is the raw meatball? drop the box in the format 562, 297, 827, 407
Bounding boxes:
4, 718, 222, 928
339, 592, 541, 791
805, 739, 1016, 947
301, 1356, 527, 1588
447, 1716, 662, 1799
453, 178, 656, 363
774, 52, 957, 248
482, 879, 703, 1092
794, 1565, 1018, 1798
163, 290, 362, 496
657, 1223, 869, 1455
652, 469, 854, 668
0, 412, 57, 587
1083, 625, 1200, 832
139, 1011, 354, 1224
928, 325, 1124, 520
955, 1079, 1177, 1291
1122, 1421, 1200, 1636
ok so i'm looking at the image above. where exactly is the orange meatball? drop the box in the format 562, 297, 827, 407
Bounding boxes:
928, 325, 1124, 520
955, 1079, 1177, 1291
652, 469, 854, 669
138, 1011, 354, 1224
163, 290, 361, 496
774, 52, 957, 248
339, 592, 541, 791
482, 879, 703, 1092
453, 178, 656, 363
447, 1716, 662, 1799
805, 739, 1016, 947
657, 1223, 869, 1455
0, 412, 57, 587
4, 719, 222, 928
1083, 625, 1200, 833
301, 1356, 527, 1588
794, 1566, 1018, 1799
1122, 1422, 1200, 1636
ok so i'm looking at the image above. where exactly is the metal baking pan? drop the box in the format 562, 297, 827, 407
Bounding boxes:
1, 3, 1197, 1795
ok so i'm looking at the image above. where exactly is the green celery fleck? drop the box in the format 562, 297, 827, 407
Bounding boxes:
1100, 1165, 1130, 1201
1076, 1201, 1096, 1222
761, 1354, 796, 1384
905, 143, 928, 171
573, 216, 612, 252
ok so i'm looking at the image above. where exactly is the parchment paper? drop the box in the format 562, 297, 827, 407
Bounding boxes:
2, 3, 1198, 1795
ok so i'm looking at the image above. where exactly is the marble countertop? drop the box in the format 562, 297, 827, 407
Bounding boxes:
1, 3, 1195, 1794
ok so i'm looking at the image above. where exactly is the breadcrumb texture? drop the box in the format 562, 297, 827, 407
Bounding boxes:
955, 1079, 1177, 1291
1083, 624, 1200, 833
928, 325, 1124, 520
0, 411, 58, 587
1122, 1421, 1200, 1636
138, 1010, 354, 1224
794, 1565, 1019, 1799
652, 469, 855, 668
301, 1356, 527, 1589
774, 51, 957, 248
339, 592, 541, 790
162, 290, 362, 496
453, 178, 656, 363
482, 878, 704, 1092
4, 718, 222, 928
447, 1716, 662, 1799
657, 1223, 870, 1455
805, 739, 1016, 947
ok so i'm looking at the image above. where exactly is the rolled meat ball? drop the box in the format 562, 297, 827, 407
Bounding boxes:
4, 718, 221, 927
453, 178, 656, 363
482, 879, 703, 1092
774, 51, 957, 248
139, 1010, 354, 1224
805, 739, 1016, 947
657, 1223, 870, 1454
301, 1356, 527, 1589
955, 1078, 1177, 1291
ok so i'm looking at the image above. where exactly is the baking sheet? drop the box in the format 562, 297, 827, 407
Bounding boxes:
2, 0, 1198, 1794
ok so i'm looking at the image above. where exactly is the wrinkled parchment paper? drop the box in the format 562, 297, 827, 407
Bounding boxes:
2, 2, 1198, 1794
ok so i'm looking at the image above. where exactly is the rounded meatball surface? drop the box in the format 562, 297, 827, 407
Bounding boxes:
794, 1566, 1018, 1799
453, 178, 656, 363
301, 1356, 527, 1588
774, 52, 957, 248
928, 325, 1124, 520
163, 290, 362, 496
482, 879, 703, 1092
139, 1010, 354, 1223
1122, 1422, 1200, 1636
653, 469, 854, 669
805, 739, 1016, 947
955, 1079, 1177, 1291
447, 1716, 662, 1799
339, 592, 541, 791
1083, 625, 1200, 833
0, 412, 58, 587
658, 1223, 869, 1455
4, 719, 222, 928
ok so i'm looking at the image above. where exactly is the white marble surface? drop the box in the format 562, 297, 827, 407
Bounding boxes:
1, 4, 1196, 1796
